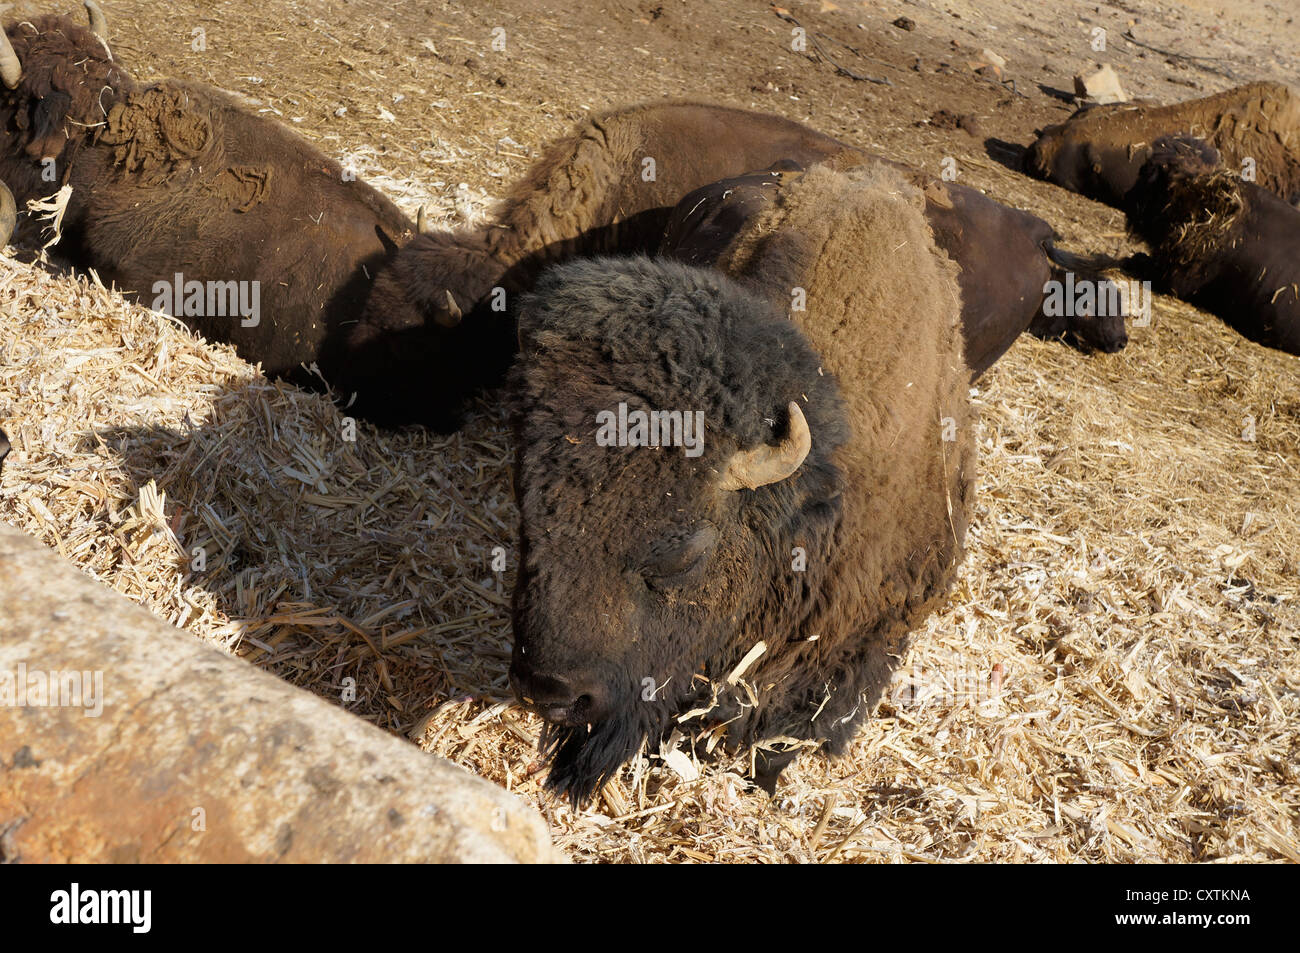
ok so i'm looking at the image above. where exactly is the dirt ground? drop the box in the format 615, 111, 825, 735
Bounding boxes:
2, 0, 1298, 862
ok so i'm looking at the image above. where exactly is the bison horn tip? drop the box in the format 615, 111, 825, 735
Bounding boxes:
719, 401, 812, 491
0, 181, 16, 248
417, 206, 430, 234
0, 29, 21, 88
434, 289, 463, 328
84, 1, 110, 45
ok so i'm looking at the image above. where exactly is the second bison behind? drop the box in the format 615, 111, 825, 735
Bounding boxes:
509, 165, 975, 802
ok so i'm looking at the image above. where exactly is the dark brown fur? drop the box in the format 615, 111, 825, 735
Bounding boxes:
1127, 135, 1300, 355
1024, 82, 1300, 207
0, 16, 415, 408
511, 166, 974, 801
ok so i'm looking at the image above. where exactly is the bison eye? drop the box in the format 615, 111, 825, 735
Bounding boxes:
640, 524, 717, 591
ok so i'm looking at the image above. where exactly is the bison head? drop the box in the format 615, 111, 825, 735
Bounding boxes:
0, 11, 126, 169
1126, 135, 1237, 268
343, 229, 515, 430
1024, 108, 1158, 206
508, 256, 850, 803
1069, 309, 1129, 353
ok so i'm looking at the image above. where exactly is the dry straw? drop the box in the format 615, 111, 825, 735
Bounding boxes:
4, 229, 1296, 863
0, 0, 1296, 864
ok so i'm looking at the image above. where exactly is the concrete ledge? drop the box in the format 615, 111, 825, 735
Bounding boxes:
0, 521, 562, 863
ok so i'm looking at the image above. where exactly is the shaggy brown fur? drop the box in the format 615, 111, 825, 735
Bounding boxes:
510, 165, 974, 801
1127, 135, 1300, 355
0, 15, 415, 413
661, 162, 1126, 377
1024, 81, 1300, 207
349, 102, 863, 426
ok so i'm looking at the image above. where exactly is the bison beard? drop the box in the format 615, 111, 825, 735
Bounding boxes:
511, 166, 974, 804
535, 670, 711, 803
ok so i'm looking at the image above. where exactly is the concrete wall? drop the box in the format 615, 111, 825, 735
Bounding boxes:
0, 521, 562, 863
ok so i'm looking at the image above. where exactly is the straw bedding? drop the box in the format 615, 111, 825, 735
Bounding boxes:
1, 0, 1297, 863
4, 235, 1296, 862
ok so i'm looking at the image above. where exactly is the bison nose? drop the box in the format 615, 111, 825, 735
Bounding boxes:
510, 664, 612, 725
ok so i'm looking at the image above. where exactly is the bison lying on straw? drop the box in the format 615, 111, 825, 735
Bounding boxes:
1024, 81, 1300, 207
0, 7, 417, 416
1126, 135, 1300, 355
508, 165, 974, 802
364, 102, 1131, 429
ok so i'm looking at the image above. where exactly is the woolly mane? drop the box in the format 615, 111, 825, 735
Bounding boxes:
511, 164, 975, 802
1127, 135, 1245, 270
0, 16, 129, 189
707, 163, 974, 750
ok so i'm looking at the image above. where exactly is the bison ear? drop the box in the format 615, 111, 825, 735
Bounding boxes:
718, 402, 811, 491
375, 223, 402, 257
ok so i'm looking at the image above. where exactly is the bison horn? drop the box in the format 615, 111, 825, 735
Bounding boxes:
0, 181, 16, 248
433, 289, 463, 328
84, 1, 110, 43
417, 206, 430, 234
719, 402, 812, 491
0, 27, 21, 89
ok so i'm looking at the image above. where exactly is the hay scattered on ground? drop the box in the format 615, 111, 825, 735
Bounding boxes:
4, 240, 1297, 863
1, 0, 1297, 864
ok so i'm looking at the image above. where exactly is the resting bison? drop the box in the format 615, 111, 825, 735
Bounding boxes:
510, 165, 975, 801
349, 102, 862, 427
1126, 135, 1300, 355
1024, 82, 1300, 207
661, 163, 1127, 377
355, 101, 1135, 426
0, 10, 416, 413
0, 429, 8, 476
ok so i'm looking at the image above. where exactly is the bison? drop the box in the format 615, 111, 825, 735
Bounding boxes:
509, 164, 975, 802
661, 162, 1127, 378
346, 102, 863, 427
357, 101, 1131, 429
1126, 135, 1300, 355
1024, 81, 1300, 208
0, 428, 8, 476
0, 9, 418, 416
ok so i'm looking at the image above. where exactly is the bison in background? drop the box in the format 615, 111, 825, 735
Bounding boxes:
509, 165, 974, 802
0, 429, 8, 476
348, 102, 862, 427
1024, 82, 1300, 207
1126, 135, 1300, 355
0, 10, 417, 418
661, 163, 1127, 379
355, 101, 1134, 428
